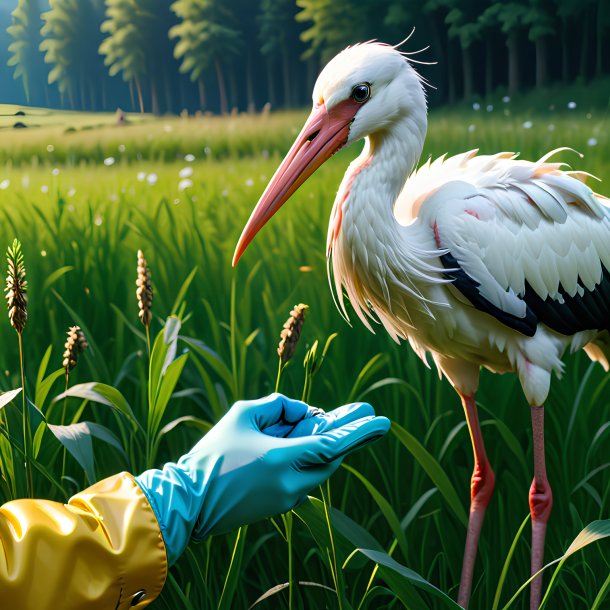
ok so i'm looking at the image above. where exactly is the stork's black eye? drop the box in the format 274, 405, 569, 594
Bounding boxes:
351, 83, 370, 103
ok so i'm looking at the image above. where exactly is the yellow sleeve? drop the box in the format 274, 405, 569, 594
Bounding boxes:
0, 472, 168, 610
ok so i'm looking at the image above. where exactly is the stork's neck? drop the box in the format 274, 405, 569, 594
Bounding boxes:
328, 111, 427, 250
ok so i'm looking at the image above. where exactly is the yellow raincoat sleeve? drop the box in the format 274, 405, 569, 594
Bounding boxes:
0, 471, 168, 610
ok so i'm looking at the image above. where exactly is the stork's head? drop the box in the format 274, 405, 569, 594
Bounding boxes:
232, 41, 427, 266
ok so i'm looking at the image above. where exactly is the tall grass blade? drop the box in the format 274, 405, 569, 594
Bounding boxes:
35, 345, 53, 388
501, 519, 610, 609
342, 463, 409, 560
171, 266, 198, 315
35, 369, 64, 412
42, 265, 73, 292
0, 388, 22, 410
590, 571, 610, 610
392, 422, 468, 526
56, 382, 139, 429
248, 581, 336, 609
491, 514, 530, 610
218, 526, 248, 610
357, 549, 462, 609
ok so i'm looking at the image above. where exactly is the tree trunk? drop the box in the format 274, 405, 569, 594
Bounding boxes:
246, 46, 255, 113
578, 6, 591, 81
89, 79, 96, 111
282, 42, 291, 108
596, 0, 604, 75
135, 77, 145, 113
151, 80, 160, 115
265, 58, 276, 107
306, 57, 317, 104
179, 77, 186, 111
535, 37, 548, 88
447, 39, 456, 104
461, 44, 473, 100
80, 68, 86, 110
197, 78, 206, 110
507, 33, 520, 94
214, 58, 228, 115
128, 79, 135, 111
163, 63, 172, 114
561, 19, 569, 83
485, 36, 493, 97
427, 14, 446, 101
228, 63, 238, 112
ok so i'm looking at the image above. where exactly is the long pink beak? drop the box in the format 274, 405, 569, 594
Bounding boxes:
232, 99, 360, 266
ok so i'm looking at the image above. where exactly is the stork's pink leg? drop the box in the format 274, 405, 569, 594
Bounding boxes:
457, 393, 495, 609
529, 405, 553, 610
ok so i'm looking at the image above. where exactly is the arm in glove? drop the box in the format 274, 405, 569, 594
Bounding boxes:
0, 394, 388, 610
135, 393, 390, 565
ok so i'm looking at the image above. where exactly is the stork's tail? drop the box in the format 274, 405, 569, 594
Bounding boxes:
584, 331, 610, 372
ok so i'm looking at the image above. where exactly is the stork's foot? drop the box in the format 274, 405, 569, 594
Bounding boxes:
529, 478, 553, 610
529, 405, 553, 610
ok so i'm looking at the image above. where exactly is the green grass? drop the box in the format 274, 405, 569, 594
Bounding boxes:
0, 100, 608, 609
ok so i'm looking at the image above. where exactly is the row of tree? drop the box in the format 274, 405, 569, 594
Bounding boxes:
1, 0, 609, 115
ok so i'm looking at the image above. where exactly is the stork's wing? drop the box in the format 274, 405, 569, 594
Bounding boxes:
414, 153, 610, 337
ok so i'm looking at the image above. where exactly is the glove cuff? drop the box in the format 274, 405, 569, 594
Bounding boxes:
135, 464, 207, 565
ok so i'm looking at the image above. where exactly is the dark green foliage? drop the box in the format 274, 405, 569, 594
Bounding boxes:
40, 0, 108, 110
2, 0, 610, 112
7, 0, 49, 102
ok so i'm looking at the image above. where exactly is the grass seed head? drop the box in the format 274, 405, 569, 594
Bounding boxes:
63, 325, 88, 373
278, 303, 309, 364
5, 239, 27, 335
136, 249, 153, 327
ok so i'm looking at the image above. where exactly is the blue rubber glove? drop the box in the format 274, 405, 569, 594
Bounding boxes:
135, 393, 389, 565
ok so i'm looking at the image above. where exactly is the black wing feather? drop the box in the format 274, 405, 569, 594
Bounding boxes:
441, 252, 610, 337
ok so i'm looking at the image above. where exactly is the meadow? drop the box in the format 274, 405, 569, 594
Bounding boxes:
0, 93, 609, 609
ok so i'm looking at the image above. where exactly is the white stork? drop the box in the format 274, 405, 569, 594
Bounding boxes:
232, 41, 610, 610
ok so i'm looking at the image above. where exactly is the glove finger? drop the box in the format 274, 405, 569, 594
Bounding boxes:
299, 415, 391, 465
284, 402, 375, 438
251, 393, 319, 430
288, 461, 341, 503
